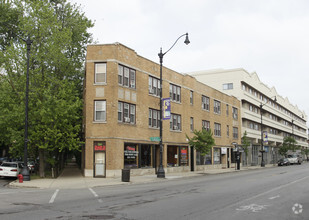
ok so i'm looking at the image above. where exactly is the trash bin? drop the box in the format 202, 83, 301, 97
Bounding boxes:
122, 169, 130, 182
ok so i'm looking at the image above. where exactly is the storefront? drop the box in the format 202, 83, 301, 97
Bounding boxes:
123, 143, 159, 169
167, 145, 188, 167
93, 141, 106, 177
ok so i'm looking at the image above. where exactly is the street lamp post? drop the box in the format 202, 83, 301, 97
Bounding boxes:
157, 33, 190, 178
259, 96, 277, 167
21, 36, 33, 181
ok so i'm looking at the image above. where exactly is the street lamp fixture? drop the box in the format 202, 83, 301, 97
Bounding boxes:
260, 96, 277, 167
157, 33, 190, 178
21, 36, 32, 181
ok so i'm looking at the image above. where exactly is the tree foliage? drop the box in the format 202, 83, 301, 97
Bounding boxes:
241, 131, 250, 157
187, 129, 215, 156
0, 0, 93, 176
279, 136, 298, 157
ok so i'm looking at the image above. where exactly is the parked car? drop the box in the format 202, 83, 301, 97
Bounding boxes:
0, 157, 8, 164
278, 158, 290, 166
28, 161, 35, 172
0, 162, 23, 178
287, 154, 302, 165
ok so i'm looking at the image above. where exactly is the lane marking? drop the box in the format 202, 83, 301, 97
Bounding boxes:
236, 204, 269, 212
89, 188, 102, 203
269, 195, 280, 200
232, 175, 309, 210
49, 189, 59, 204
89, 188, 98, 197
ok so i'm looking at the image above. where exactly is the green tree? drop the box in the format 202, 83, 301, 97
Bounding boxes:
301, 148, 309, 161
0, 0, 93, 177
241, 131, 250, 166
279, 136, 298, 157
187, 128, 215, 156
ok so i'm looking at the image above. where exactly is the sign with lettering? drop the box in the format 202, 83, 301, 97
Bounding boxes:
94, 142, 106, 151
263, 131, 268, 144
180, 147, 188, 164
163, 98, 171, 120
150, 137, 161, 142
124, 146, 138, 159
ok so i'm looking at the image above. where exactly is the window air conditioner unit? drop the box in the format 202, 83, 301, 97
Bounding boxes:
124, 117, 130, 123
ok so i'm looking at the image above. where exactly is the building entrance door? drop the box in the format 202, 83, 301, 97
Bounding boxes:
94, 151, 106, 177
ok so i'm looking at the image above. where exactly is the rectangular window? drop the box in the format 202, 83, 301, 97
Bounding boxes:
124, 144, 138, 169
213, 148, 221, 164
118, 101, 135, 124
226, 104, 229, 116
190, 91, 193, 105
94, 100, 106, 121
118, 64, 136, 88
202, 95, 210, 111
169, 84, 181, 102
149, 76, 160, 96
190, 117, 194, 131
196, 151, 212, 165
214, 100, 221, 114
202, 120, 210, 131
95, 63, 106, 84
227, 125, 229, 137
223, 83, 233, 90
233, 127, 239, 139
214, 123, 221, 137
232, 107, 238, 120
149, 108, 160, 128
170, 114, 181, 131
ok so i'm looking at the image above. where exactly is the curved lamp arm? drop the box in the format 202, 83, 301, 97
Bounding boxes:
158, 33, 190, 61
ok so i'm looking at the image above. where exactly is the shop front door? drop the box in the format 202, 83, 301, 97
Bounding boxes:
94, 151, 106, 177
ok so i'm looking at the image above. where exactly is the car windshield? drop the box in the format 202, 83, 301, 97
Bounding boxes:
1, 163, 17, 168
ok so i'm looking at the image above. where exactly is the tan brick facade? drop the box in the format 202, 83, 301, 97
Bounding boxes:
83, 43, 241, 177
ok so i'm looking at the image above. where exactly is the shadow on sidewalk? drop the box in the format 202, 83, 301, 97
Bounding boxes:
57, 162, 83, 179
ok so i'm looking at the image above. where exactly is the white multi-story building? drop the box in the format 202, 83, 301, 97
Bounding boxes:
190, 68, 308, 165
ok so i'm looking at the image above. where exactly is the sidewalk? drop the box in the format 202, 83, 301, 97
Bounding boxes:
9, 163, 275, 189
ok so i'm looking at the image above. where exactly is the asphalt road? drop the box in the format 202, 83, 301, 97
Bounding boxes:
0, 163, 308, 220
0, 177, 15, 187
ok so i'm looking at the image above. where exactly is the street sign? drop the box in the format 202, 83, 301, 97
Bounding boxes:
150, 137, 161, 141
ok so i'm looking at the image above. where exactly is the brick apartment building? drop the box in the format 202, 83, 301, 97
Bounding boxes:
83, 43, 241, 177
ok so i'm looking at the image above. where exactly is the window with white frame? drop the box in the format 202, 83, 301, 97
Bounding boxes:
95, 63, 106, 84
232, 107, 238, 120
214, 100, 221, 114
149, 108, 160, 128
190, 117, 194, 131
270, 128, 278, 135
233, 127, 238, 139
214, 123, 221, 137
118, 64, 136, 88
94, 100, 106, 121
202, 120, 210, 131
223, 83, 233, 90
170, 114, 181, 131
118, 101, 135, 124
148, 76, 160, 96
169, 84, 181, 102
202, 95, 210, 111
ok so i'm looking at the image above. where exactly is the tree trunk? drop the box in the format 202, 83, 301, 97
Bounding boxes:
39, 148, 45, 178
